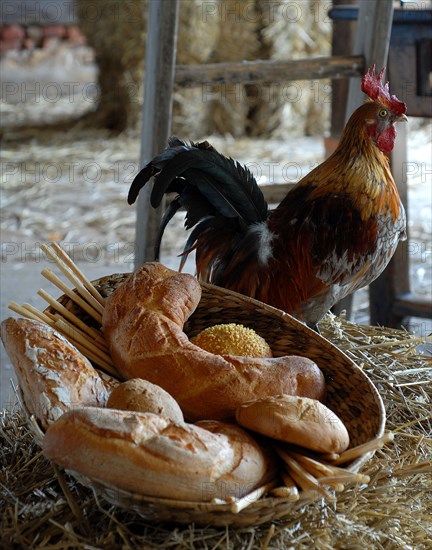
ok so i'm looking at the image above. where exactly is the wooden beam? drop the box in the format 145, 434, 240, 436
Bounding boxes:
344, 0, 395, 120
329, 0, 358, 140
369, 122, 411, 327
134, 0, 180, 268
175, 55, 365, 88
392, 294, 432, 320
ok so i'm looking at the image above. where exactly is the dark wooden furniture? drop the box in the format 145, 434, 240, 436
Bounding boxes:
329, 5, 432, 328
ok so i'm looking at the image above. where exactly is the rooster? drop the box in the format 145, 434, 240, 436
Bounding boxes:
128, 66, 407, 329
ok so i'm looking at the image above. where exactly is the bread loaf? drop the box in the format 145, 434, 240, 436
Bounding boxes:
102, 263, 326, 421
0, 317, 110, 429
106, 378, 184, 423
43, 407, 275, 502
236, 395, 350, 453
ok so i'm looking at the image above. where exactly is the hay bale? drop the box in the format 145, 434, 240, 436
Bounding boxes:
177, 0, 333, 139
204, 0, 261, 137
75, 0, 147, 132
75, 0, 220, 137
242, 0, 287, 138
74, 0, 331, 138
260, 0, 332, 137
172, 0, 220, 137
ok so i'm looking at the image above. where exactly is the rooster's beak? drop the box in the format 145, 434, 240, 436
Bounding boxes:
396, 114, 408, 123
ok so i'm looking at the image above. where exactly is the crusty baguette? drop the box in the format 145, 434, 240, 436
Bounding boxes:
102, 263, 326, 421
1, 317, 110, 429
97, 370, 121, 392
236, 395, 350, 453
43, 407, 274, 502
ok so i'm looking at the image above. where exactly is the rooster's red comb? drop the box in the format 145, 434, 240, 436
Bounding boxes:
361, 65, 406, 115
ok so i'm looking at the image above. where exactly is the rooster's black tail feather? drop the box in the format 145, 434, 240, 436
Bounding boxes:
127, 136, 268, 260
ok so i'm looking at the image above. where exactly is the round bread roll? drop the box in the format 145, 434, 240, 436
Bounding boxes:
102, 262, 326, 422
236, 395, 350, 453
191, 323, 272, 357
43, 407, 275, 502
106, 378, 184, 423
0, 317, 110, 429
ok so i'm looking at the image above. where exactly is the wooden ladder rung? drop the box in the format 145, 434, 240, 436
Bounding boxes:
392, 294, 432, 320
175, 55, 365, 88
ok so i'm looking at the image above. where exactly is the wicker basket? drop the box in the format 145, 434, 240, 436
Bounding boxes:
37, 272, 385, 527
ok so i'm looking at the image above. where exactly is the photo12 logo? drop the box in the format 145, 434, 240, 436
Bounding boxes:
1, 81, 99, 104
1, 241, 137, 265
1, 161, 139, 185
201, 2, 333, 24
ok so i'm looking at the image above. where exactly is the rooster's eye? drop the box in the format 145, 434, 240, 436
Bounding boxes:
378, 109, 388, 118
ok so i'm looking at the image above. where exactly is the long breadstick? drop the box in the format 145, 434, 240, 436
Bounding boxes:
331, 433, 395, 465
52, 317, 115, 374
40, 244, 104, 315
41, 268, 102, 324
230, 480, 278, 513
48, 242, 105, 306
285, 449, 368, 484
270, 485, 299, 500
8, 302, 48, 324
286, 450, 335, 477
38, 289, 108, 352
275, 447, 335, 501
318, 473, 370, 486
280, 470, 300, 501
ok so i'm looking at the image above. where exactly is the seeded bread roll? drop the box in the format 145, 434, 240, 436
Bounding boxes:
107, 378, 184, 423
43, 407, 275, 502
191, 323, 272, 357
0, 317, 110, 429
236, 395, 350, 453
102, 263, 326, 422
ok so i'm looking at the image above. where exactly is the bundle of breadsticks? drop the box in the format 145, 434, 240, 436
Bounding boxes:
1, 246, 392, 507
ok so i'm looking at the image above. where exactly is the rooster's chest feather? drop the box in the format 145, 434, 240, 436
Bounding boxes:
271, 181, 406, 290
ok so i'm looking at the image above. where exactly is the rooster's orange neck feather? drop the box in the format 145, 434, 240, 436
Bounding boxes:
286, 102, 402, 223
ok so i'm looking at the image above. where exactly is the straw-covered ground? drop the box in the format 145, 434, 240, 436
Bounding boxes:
1, 314, 431, 549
